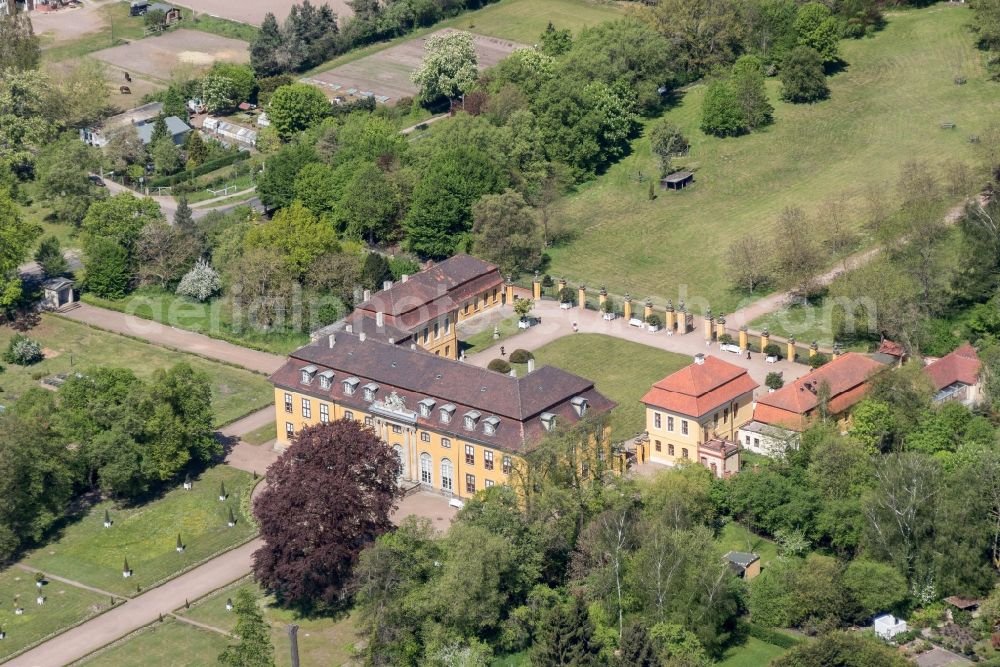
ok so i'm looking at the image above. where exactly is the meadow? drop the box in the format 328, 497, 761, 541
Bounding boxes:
545, 5, 998, 313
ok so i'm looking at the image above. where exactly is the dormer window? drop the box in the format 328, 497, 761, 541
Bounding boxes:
363, 383, 379, 402
571, 396, 588, 417
318, 370, 334, 390
418, 398, 436, 418
483, 416, 500, 436
463, 411, 481, 431
541, 412, 556, 432
300, 365, 317, 385
343, 377, 360, 395
440, 404, 456, 424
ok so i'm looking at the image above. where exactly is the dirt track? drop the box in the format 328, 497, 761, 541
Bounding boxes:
175, 0, 351, 26
91, 29, 249, 83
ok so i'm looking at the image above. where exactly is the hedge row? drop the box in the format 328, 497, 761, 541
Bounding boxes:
148, 150, 250, 187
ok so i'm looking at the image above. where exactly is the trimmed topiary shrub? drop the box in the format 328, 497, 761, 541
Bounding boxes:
558, 287, 575, 305
646, 314, 663, 328
509, 349, 533, 364
765, 372, 784, 390
3, 334, 43, 366
808, 353, 830, 369
764, 343, 782, 358
719, 333, 735, 345
488, 359, 511, 374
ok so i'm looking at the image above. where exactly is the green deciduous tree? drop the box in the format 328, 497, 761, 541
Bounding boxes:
539, 22, 572, 57
268, 83, 330, 139
81, 193, 162, 297
245, 201, 339, 278
0, 67, 58, 172
34, 235, 67, 278
730, 54, 773, 130
773, 631, 909, 667
219, 589, 275, 667
700, 78, 744, 137
0, 190, 39, 310
340, 162, 403, 245
780, 45, 829, 103
471, 189, 541, 275
36, 134, 103, 225
258, 141, 318, 209
0, 12, 39, 71
649, 120, 689, 178
841, 559, 908, 621
794, 3, 841, 65
411, 30, 478, 103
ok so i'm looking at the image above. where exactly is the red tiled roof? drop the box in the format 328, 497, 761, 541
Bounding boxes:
356, 254, 502, 331
877, 339, 905, 357
924, 343, 980, 390
270, 333, 616, 454
641, 356, 758, 418
753, 352, 886, 429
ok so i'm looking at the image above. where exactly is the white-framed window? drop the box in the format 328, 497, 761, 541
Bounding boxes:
392, 424, 402, 434
654, 412, 662, 429
681, 420, 689, 435
420, 431, 430, 442
667, 415, 674, 431
445, 316, 451, 334
364, 415, 373, 426
465, 444, 475, 466
502, 455, 511, 475
485, 479, 495, 488
320, 403, 329, 423
465, 474, 476, 494
441, 437, 451, 449
284, 393, 293, 414
393, 445, 404, 477
420, 453, 432, 485
484, 450, 494, 471
441, 458, 453, 491
434, 322, 440, 339
301, 398, 311, 419
344, 410, 354, 420
285, 421, 294, 437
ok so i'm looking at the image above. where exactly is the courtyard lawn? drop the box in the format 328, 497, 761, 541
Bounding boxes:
715, 521, 779, 567
459, 315, 522, 355
717, 636, 789, 667
21, 466, 256, 597
0, 315, 274, 426
545, 5, 998, 313
81, 289, 311, 356
75, 617, 228, 666
518, 334, 690, 442
0, 567, 112, 663
180, 579, 359, 666
241, 420, 277, 446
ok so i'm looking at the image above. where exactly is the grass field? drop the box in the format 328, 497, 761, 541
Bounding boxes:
80, 289, 311, 355
179, 580, 358, 666
716, 521, 779, 567
75, 617, 229, 666
307, 0, 624, 76
241, 421, 277, 446
516, 334, 690, 441
22, 466, 255, 597
716, 636, 789, 667
0, 567, 111, 662
460, 314, 522, 355
545, 5, 998, 314
0, 315, 273, 425
40, 2, 147, 63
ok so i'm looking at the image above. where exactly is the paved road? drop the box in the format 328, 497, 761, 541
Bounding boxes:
6, 540, 261, 667
469, 298, 809, 387
59, 303, 284, 375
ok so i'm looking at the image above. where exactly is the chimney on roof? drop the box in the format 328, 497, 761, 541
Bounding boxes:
363, 289, 371, 302
383, 280, 393, 290
376, 311, 384, 328
527, 358, 535, 373
388, 337, 394, 344
359, 333, 366, 342
328, 334, 335, 348
694, 353, 705, 365
411, 343, 417, 350
345, 323, 353, 334
401, 274, 409, 282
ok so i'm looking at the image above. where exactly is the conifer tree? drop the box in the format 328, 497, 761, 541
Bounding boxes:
616, 622, 656, 667
219, 589, 276, 667
532, 596, 601, 666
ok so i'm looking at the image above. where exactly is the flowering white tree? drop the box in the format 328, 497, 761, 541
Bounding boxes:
176, 259, 221, 302
411, 31, 478, 103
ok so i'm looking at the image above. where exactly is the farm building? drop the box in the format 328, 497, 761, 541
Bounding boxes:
202, 117, 257, 148
135, 116, 192, 145
80, 102, 164, 147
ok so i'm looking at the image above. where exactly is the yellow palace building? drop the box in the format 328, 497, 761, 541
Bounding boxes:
269, 332, 615, 499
